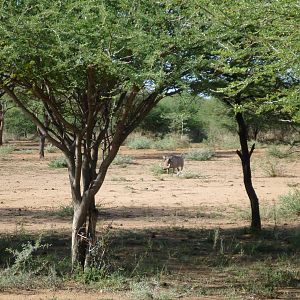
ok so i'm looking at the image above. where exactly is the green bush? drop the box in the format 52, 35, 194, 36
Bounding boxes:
267, 145, 291, 159
153, 134, 190, 150
260, 158, 285, 177
48, 157, 68, 168
45, 144, 57, 153
279, 189, 300, 216
113, 155, 134, 166
177, 170, 204, 179
150, 163, 165, 176
126, 136, 153, 149
0, 145, 15, 156
185, 148, 215, 161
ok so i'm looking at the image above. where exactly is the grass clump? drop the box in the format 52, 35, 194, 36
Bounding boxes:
260, 157, 285, 177
279, 189, 300, 217
126, 136, 153, 149
177, 170, 204, 179
113, 155, 134, 167
48, 157, 67, 168
0, 145, 15, 156
45, 144, 57, 153
52, 205, 73, 217
185, 148, 215, 161
0, 237, 62, 290
150, 164, 165, 176
153, 134, 190, 150
267, 145, 291, 159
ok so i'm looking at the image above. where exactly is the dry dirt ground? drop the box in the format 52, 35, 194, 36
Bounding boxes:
0, 141, 299, 300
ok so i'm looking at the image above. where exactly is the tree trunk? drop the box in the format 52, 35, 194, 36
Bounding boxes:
38, 110, 50, 159
39, 135, 46, 159
0, 103, 4, 146
72, 202, 88, 270
71, 195, 98, 271
235, 112, 261, 231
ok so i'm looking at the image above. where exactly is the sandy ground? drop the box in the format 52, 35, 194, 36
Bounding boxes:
0, 141, 299, 299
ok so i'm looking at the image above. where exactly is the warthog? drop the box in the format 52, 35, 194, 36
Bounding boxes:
162, 155, 184, 174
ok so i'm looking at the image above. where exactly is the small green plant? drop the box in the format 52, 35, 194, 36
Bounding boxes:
177, 170, 204, 179
260, 157, 285, 177
126, 136, 153, 149
130, 281, 178, 300
52, 205, 73, 217
267, 145, 291, 159
153, 134, 190, 150
48, 157, 67, 168
45, 144, 57, 153
279, 189, 300, 216
185, 148, 215, 161
5, 236, 50, 274
150, 164, 165, 176
0, 145, 15, 156
113, 155, 134, 167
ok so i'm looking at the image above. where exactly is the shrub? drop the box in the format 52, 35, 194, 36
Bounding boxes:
279, 189, 300, 216
260, 158, 285, 177
153, 134, 190, 150
45, 144, 57, 153
126, 136, 153, 149
0, 145, 15, 156
150, 163, 165, 176
177, 170, 204, 179
185, 148, 215, 161
48, 157, 68, 168
113, 155, 134, 167
267, 145, 291, 159
53, 205, 73, 217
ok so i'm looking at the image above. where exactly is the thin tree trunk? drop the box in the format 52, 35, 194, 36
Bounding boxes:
0, 103, 4, 146
84, 198, 98, 269
38, 110, 50, 159
39, 135, 46, 159
71, 203, 88, 270
236, 112, 261, 231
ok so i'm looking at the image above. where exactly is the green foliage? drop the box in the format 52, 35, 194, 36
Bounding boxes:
4, 107, 36, 138
153, 134, 190, 150
260, 157, 285, 177
113, 155, 134, 167
150, 164, 165, 176
48, 157, 67, 168
52, 205, 73, 218
279, 189, 300, 217
126, 135, 153, 149
267, 145, 292, 159
0, 144, 14, 156
45, 144, 58, 153
5, 237, 50, 274
185, 148, 215, 161
177, 170, 204, 179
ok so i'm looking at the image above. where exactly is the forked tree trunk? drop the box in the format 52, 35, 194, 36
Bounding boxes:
236, 112, 261, 231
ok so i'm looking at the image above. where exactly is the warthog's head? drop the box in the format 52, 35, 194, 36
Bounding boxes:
162, 156, 171, 170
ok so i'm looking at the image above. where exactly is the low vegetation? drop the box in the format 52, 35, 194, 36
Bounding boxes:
48, 157, 68, 168
279, 189, 300, 217
0, 145, 14, 156
113, 155, 134, 167
0, 227, 299, 299
185, 148, 215, 161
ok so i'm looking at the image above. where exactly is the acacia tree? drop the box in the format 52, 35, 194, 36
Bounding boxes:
0, 0, 211, 268
191, 0, 300, 230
